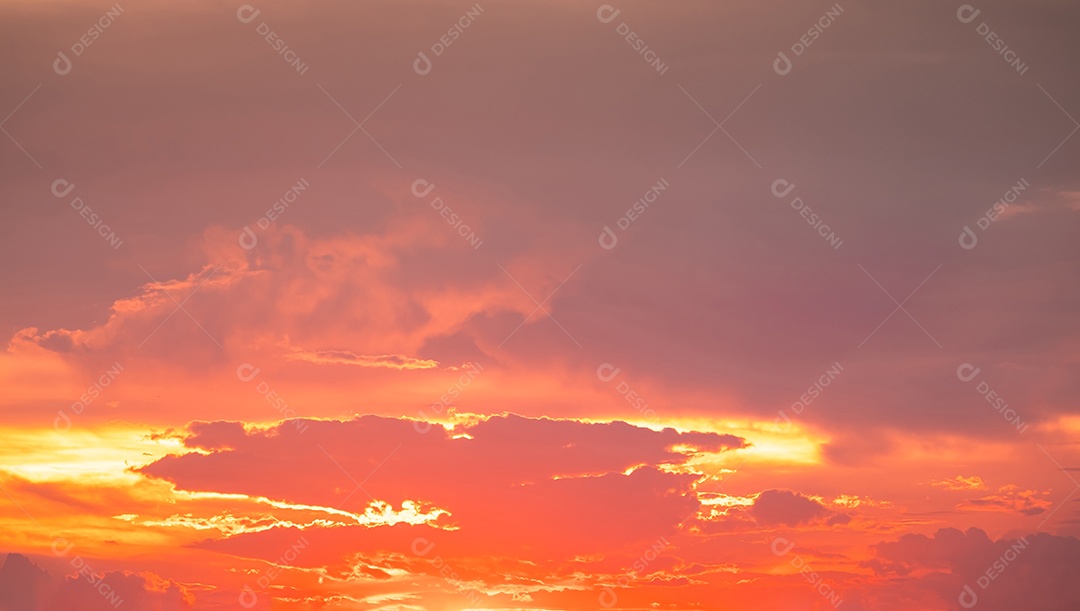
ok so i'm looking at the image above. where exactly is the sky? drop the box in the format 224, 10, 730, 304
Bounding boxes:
1, 0, 1079, 609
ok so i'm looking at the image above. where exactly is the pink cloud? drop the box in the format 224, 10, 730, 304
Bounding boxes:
140, 414, 746, 569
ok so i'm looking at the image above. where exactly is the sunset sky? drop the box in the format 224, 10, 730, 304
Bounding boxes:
2, 0, 1080, 610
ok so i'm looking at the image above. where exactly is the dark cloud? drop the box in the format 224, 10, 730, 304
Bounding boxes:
858, 528, 1080, 611
748, 489, 850, 527
0, 553, 193, 611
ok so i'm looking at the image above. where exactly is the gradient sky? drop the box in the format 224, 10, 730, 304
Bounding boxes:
2, 0, 1080, 610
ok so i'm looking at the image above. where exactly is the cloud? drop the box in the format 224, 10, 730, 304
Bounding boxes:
11, 225, 514, 370
747, 489, 851, 527
0, 553, 193, 611
283, 348, 440, 370
138, 414, 746, 571
863, 528, 1080, 611
956, 484, 1052, 516
931, 475, 987, 491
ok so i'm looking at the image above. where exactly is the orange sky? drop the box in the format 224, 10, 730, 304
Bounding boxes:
2, 0, 1080, 610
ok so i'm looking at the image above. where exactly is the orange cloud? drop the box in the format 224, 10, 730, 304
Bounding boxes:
957, 485, 1053, 516
932, 475, 987, 491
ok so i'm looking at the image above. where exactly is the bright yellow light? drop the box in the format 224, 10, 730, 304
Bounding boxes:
0, 426, 180, 484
